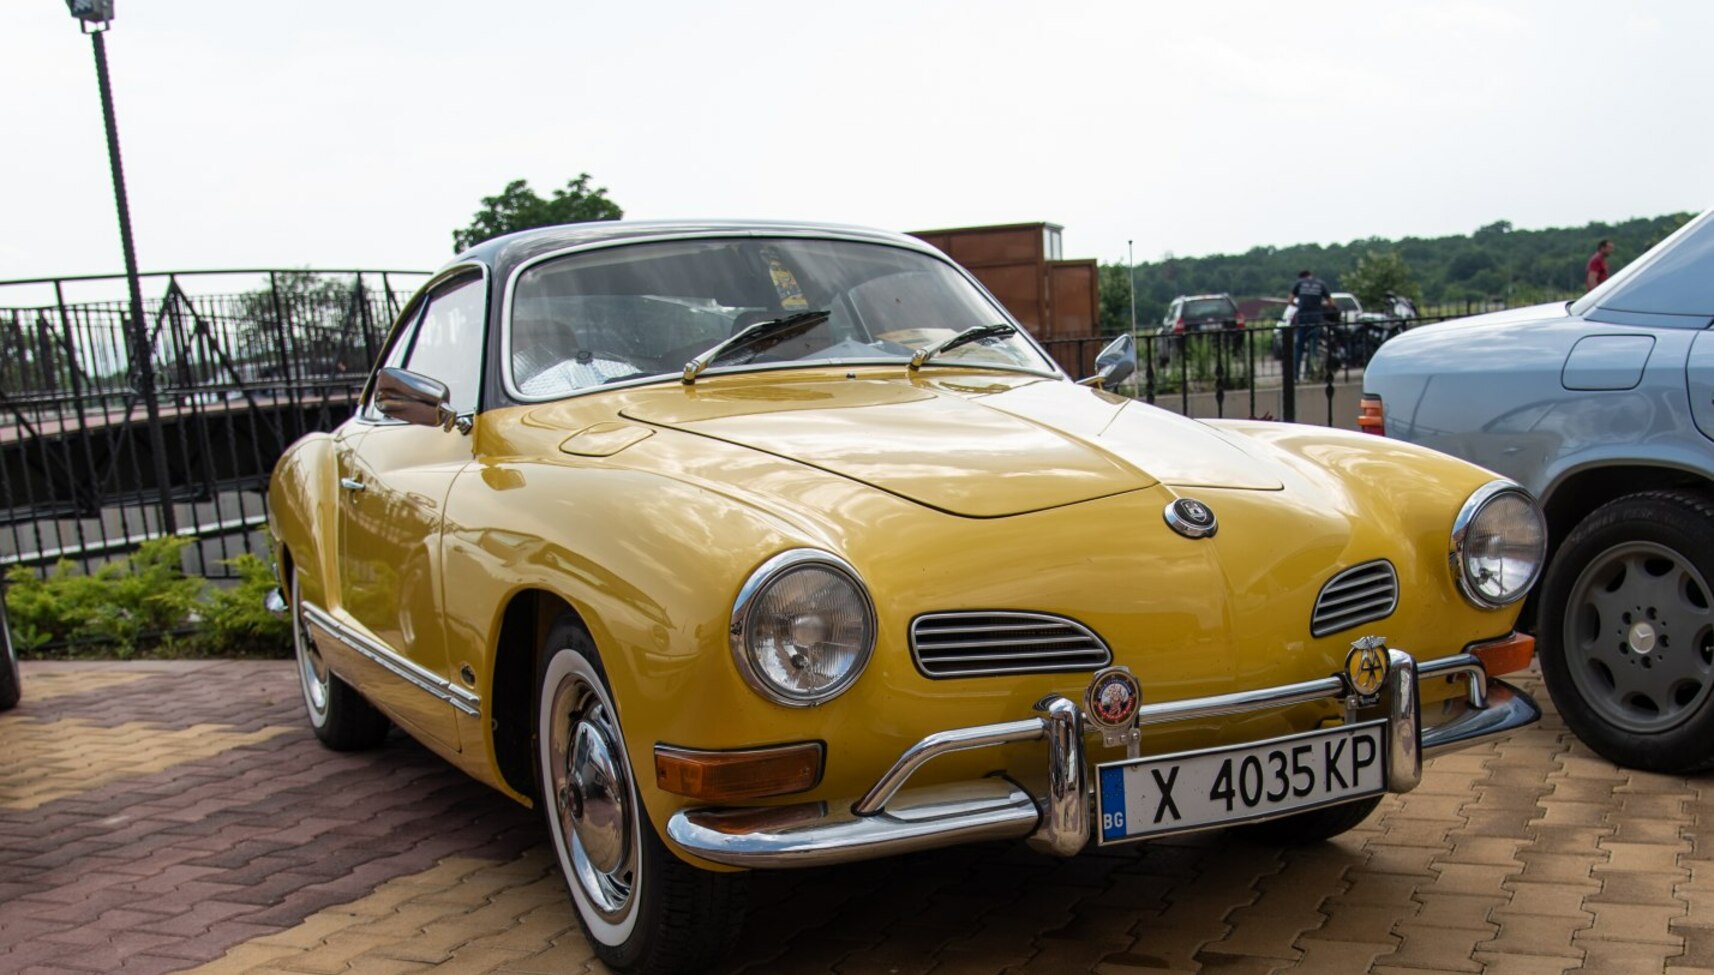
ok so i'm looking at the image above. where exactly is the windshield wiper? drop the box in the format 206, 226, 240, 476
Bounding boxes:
682, 310, 831, 385
908, 323, 1018, 371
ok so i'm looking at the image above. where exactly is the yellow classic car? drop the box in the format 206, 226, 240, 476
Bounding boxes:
267, 221, 1547, 974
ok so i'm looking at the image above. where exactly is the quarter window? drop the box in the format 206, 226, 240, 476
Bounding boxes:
399, 275, 485, 413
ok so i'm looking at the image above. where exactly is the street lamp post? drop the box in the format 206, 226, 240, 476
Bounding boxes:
67, 0, 177, 533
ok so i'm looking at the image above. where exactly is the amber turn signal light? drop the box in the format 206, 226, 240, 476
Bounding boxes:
655, 742, 824, 801
1470, 632, 1535, 677
1358, 394, 1385, 436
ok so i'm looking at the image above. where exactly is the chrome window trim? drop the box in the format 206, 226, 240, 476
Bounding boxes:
1449, 479, 1543, 610
357, 262, 490, 424
300, 600, 480, 716
497, 231, 1063, 405
909, 610, 1112, 679
729, 548, 877, 708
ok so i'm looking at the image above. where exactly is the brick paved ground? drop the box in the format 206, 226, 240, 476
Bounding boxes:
1, 659, 1710, 974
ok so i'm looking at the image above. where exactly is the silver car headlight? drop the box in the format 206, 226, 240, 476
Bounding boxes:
730, 550, 876, 707
1451, 481, 1547, 609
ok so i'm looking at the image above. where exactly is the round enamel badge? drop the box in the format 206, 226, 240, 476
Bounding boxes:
1164, 498, 1217, 539
1344, 636, 1391, 698
1085, 667, 1142, 729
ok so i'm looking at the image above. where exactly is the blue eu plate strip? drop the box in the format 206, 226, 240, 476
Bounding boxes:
1098, 765, 1128, 842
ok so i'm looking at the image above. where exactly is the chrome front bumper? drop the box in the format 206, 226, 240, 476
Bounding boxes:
666, 650, 1539, 869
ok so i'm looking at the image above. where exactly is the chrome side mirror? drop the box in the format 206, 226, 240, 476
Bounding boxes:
1078, 334, 1138, 389
374, 367, 462, 431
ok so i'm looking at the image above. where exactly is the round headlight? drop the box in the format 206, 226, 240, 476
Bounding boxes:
1451, 481, 1547, 608
730, 550, 876, 707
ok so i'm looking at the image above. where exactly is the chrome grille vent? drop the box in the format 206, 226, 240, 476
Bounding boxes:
910, 612, 1111, 678
1311, 560, 1399, 637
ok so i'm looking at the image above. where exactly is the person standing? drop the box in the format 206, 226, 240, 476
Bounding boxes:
1586, 239, 1614, 291
1288, 269, 1332, 381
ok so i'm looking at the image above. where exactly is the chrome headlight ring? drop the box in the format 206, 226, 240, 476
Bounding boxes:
1450, 480, 1547, 609
729, 549, 877, 708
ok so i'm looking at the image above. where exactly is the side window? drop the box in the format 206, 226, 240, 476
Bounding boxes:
399, 275, 486, 413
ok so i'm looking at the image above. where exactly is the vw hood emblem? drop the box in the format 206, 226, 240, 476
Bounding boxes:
1164, 498, 1217, 539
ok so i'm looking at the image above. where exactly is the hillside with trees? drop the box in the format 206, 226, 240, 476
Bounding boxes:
1101, 212, 1694, 332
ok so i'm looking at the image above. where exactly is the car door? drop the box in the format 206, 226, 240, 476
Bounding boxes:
335, 271, 486, 750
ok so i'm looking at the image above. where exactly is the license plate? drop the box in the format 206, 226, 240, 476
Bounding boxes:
1095, 721, 1386, 844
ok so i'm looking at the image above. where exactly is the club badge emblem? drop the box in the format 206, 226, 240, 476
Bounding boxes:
1344, 636, 1391, 698
1085, 667, 1142, 729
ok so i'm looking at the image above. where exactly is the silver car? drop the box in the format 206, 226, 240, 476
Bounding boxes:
1363, 208, 1714, 772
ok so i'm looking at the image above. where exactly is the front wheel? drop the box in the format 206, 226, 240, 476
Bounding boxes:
1539, 490, 1714, 773
291, 568, 389, 751
536, 617, 746, 974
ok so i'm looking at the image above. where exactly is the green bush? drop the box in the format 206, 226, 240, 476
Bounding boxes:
3, 539, 290, 658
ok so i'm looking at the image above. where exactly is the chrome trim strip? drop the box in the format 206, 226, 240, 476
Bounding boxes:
1418, 652, 1489, 707
853, 717, 1047, 816
300, 601, 480, 716
910, 610, 1111, 679
669, 779, 1041, 869
1311, 560, 1399, 637
1384, 649, 1422, 792
1028, 696, 1089, 856
667, 648, 1539, 867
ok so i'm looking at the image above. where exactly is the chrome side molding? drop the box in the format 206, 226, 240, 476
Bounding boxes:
299, 601, 481, 717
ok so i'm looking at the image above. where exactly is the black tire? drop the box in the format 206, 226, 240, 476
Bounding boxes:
0, 596, 20, 712
535, 615, 747, 975
1539, 490, 1714, 773
290, 568, 390, 751
1229, 795, 1382, 845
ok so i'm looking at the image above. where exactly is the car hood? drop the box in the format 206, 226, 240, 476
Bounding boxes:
602, 373, 1282, 517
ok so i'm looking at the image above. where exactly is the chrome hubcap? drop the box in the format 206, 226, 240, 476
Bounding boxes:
549, 678, 634, 920
1566, 541, 1714, 733
291, 576, 329, 714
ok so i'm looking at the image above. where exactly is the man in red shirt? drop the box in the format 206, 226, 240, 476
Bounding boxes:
1586, 239, 1614, 290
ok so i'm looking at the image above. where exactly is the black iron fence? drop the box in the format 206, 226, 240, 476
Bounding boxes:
1, 269, 428, 578
1041, 314, 1463, 427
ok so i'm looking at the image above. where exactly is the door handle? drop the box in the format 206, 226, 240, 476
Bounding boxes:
340, 477, 366, 493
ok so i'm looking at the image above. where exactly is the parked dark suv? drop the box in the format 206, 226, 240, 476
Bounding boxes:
1157, 293, 1245, 362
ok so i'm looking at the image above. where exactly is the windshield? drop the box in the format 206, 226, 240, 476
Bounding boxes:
506, 237, 1054, 399
1333, 295, 1360, 313
1182, 298, 1235, 319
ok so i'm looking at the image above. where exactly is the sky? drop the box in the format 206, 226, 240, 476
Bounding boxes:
2, 0, 1711, 296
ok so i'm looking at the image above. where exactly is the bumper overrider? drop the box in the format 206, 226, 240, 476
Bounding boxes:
667, 640, 1540, 868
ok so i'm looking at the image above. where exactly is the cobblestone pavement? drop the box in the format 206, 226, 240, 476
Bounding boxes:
1, 659, 1711, 974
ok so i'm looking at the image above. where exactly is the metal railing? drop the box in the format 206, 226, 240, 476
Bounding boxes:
1041, 314, 1461, 427
1, 269, 429, 577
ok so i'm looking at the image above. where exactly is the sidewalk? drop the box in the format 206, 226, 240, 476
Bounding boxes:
1, 659, 1709, 974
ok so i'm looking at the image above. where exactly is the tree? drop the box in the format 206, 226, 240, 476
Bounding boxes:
1344, 251, 1423, 310
451, 175, 624, 252
1098, 263, 1134, 335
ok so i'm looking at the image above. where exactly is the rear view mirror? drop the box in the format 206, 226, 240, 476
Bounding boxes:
374, 367, 459, 431
1079, 334, 1138, 389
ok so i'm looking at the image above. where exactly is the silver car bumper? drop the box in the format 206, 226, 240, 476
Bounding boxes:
666, 650, 1539, 869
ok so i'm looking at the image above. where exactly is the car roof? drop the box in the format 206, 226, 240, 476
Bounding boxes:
446, 220, 938, 283
1176, 293, 1234, 301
